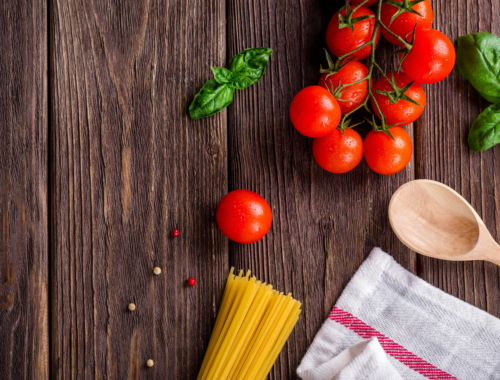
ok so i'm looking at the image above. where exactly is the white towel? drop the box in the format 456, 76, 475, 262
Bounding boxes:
297, 248, 500, 380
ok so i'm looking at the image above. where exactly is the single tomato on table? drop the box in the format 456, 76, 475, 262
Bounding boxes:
401, 29, 456, 84
363, 127, 413, 175
216, 189, 272, 244
371, 71, 425, 126
290, 86, 341, 138
380, 0, 433, 46
326, 6, 380, 60
319, 61, 369, 114
313, 128, 363, 174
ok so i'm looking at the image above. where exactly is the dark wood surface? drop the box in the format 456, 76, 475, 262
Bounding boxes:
0, 0, 49, 379
1, 0, 499, 379
50, 0, 227, 379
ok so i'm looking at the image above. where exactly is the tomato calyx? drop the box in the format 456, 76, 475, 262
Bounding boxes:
390, 24, 418, 66
372, 71, 422, 107
322, 74, 359, 106
364, 114, 403, 141
319, 49, 354, 76
384, 0, 426, 25
320, 50, 370, 109
338, 117, 364, 135
338, 0, 375, 32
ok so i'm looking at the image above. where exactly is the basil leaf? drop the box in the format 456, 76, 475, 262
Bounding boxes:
212, 67, 256, 89
229, 47, 273, 88
188, 47, 272, 120
457, 33, 500, 103
189, 79, 234, 120
468, 103, 500, 151
225, 74, 255, 90
211, 67, 233, 84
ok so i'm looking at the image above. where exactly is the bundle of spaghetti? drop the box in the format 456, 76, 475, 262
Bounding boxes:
197, 268, 302, 380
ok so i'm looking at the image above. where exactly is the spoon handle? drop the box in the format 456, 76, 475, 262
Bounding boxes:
484, 248, 500, 266
487, 257, 500, 266
474, 229, 500, 266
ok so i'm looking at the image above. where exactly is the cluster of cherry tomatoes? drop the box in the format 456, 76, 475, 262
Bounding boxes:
290, 0, 455, 175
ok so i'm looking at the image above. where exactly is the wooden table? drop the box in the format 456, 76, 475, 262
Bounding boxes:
1, 0, 499, 378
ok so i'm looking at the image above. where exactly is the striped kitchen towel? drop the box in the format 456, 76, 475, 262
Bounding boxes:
297, 248, 500, 380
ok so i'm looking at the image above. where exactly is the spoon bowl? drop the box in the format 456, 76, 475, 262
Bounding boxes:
389, 180, 500, 265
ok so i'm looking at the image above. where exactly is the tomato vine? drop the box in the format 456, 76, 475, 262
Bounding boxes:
292, 0, 453, 175
325, 0, 422, 137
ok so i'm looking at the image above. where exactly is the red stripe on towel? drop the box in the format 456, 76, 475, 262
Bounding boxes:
329, 307, 458, 380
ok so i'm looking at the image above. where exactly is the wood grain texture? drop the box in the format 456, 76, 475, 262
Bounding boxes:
1, 0, 499, 378
50, 0, 228, 378
0, 0, 49, 378
227, 1, 414, 379
416, 0, 500, 318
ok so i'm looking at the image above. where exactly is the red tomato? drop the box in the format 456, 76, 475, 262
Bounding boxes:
326, 6, 380, 60
349, 0, 378, 6
290, 86, 341, 138
381, 0, 433, 46
371, 71, 426, 126
319, 61, 369, 114
401, 29, 456, 84
363, 127, 413, 175
216, 190, 272, 244
313, 129, 363, 173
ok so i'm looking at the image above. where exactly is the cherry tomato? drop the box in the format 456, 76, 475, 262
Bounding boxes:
319, 61, 369, 114
381, 0, 433, 46
313, 129, 363, 174
326, 6, 380, 60
290, 86, 341, 138
349, 0, 378, 6
364, 127, 413, 175
216, 190, 272, 244
401, 29, 456, 84
371, 71, 425, 126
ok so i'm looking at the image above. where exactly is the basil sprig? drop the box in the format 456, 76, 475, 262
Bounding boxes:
189, 47, 273, 120
468, 103, 500, 152
457, 33, 500, 151
457, 33, 500, 103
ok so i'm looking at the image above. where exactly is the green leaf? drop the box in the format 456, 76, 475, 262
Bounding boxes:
211, 67, 233, 84
468, 103, 500, 151
229, 47, 273, 87
189, 47, 272, 119
457, 33, 500, 103
226, 73, 255, 90
212, 67, 254, 89
189, 79, 235, 120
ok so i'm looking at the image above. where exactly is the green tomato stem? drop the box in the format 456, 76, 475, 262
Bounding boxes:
337, 0, 411, 131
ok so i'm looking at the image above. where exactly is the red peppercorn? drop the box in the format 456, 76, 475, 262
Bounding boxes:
187, 278, 196, 287
171, 229, 180, 237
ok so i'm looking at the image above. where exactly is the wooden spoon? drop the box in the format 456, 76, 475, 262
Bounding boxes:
388, 179, 500, 265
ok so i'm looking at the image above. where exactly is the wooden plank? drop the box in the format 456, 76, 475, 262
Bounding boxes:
416, 0, 500, 318
227, 0, 415, 378
50, 0, 228, 378
0, 0, 49, 379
